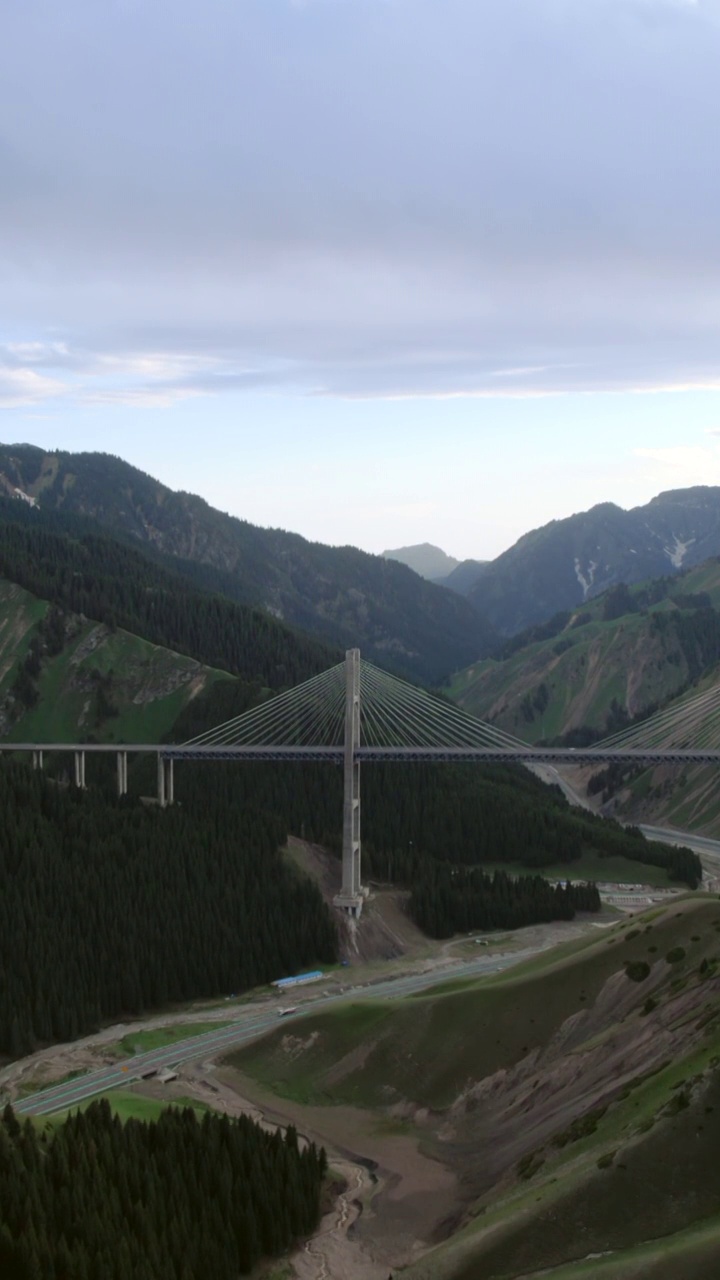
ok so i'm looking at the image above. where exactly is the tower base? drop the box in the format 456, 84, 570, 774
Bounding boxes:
333, 890, 367, 918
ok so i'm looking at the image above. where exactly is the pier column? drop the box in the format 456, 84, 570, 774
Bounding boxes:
74, 750, 86, 789
157, 757, 175, 807
116, 751, 128, 797
32, 749, 44, 771
334, 648, 366, 917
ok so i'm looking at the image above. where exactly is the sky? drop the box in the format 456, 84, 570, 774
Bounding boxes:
2, 0, 720, 561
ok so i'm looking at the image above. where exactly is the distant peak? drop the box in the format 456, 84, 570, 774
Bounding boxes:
382, 543, 461, 580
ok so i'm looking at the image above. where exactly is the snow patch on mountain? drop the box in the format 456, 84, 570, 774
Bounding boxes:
663, 535, 695, 568
574, 558, 598, 600
13, 487, 36, 508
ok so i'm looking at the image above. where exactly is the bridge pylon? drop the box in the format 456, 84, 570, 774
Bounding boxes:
334, 648, 367, 918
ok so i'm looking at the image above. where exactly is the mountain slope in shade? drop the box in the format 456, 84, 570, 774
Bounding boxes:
466, 488, 720, 634
0, 445, 496, 684
382, 542, 461, 580
439, 557, 489, 592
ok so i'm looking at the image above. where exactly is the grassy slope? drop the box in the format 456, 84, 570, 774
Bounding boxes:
450, 561, 720, 837
484, 853, 674, 887
586, 659, 720, 837
0, 580, 46, 685
450, 560, 720, 742
449, 602, 683, 742
0, 577, 231, 744
118, 1021, 232, 1056
233, 900, 715, 1110
34, 1090, 213, 1131
229, 897, 720, 1279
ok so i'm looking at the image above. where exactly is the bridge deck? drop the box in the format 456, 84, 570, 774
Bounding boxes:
2, 743, 720, 765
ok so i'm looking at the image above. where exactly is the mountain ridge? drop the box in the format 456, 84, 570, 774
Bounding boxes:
0, 445, 495, 683
464, 487, 720, 634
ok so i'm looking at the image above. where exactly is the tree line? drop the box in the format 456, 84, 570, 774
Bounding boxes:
409, 865, 601, 938
0, 1099, 326, 1279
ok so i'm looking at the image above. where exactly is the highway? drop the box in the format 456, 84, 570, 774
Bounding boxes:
15, 798, 720, 1120
530, 764, 720, 884
638, 823, 720, 859
638, 823, 720, 890
13, 947, 543, 1117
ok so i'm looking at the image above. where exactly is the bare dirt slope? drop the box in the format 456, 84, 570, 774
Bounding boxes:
285, 836, 430, 964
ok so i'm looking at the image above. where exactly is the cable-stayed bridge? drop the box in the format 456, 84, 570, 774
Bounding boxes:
3, 649, 720, 915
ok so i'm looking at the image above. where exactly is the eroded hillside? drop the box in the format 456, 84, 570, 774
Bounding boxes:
227, 898, 720, 1279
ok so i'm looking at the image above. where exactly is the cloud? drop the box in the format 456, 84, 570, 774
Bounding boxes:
0, 368, 67, 408
1, 0, 720, 402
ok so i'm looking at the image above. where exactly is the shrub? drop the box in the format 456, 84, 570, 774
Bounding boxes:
666, 1090, 690, 1115
517, 1152, 545, 1180
552, 1107, 607, 1148
625, 960, 651, 982
666, 947, 686, 964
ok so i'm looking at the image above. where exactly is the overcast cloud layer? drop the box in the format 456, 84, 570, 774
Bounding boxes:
1, 0, 720, 411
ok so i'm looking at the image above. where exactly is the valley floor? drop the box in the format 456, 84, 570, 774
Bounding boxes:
0, 911, 619, 1279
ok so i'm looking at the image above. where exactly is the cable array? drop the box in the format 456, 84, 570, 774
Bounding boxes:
184, 662, 348, 748
597, 681, 720, 752
183, 657, 527, 751
358, 662, 526, 749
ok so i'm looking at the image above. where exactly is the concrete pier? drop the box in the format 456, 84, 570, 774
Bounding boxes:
74, 750, 86, 789
157, 756, 174, 807
116, 751, 128, 797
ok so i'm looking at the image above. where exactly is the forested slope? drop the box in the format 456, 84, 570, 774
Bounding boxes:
0, 496, 339, 688
169, 708, 702, 905
0, 1100, 326, 1279
0, 760, 337, 1058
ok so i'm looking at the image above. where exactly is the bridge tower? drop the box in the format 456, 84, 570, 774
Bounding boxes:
334, 648, 367, 917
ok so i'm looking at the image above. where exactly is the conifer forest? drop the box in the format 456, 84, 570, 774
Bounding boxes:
0, 1099, 326, 1279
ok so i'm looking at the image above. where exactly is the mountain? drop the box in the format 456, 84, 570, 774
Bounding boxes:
0, 494, 338, 689
0, 445, 495, 683
439, 557, 488, 592
382, 542, 461, 579
451, 558, 720, 743
461, 488, 720, 635
449, 557, 720, 837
